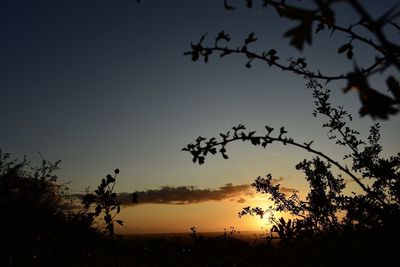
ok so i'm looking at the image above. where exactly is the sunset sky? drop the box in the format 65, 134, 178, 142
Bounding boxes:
1, 0, 400, 234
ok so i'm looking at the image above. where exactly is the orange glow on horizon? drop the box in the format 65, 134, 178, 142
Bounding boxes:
115, 196, 276, 234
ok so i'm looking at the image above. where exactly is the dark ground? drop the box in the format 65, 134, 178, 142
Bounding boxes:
3, 229, 399, 267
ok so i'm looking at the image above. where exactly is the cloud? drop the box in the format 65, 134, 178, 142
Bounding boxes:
71, 178, 297, 207
270, 177, 297, 194
117, 183, 252, 206
279, 186, 297, 194
236, 197, 246, 203
271, 177, 284, 184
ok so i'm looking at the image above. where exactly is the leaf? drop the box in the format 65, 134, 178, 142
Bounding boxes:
346, 49, 353, 60
116, 220, 124, 226
196, 136, 206, 143
209, 148, 217, 154
251, 137, 261, 145
114, 169, 120, 174
275, 6, 312, 20
265, 49, 279, 65
345, 71, 398, 118
284, 20, 313, 50
198, 156, 205, 165
245, 32, 257, 45
320, 6, 335, 25
224, 0, 236, 10
338, 43, 351, 53
191, 50, 199, 61
265, 126, 274, 135
232, 124, 246, 132
386, 76, 400, 102
106, 175, 115, 183
245, 0, 253, 8
343, 70, 367, 93
359, 88, 398, 119
267, 49, 277, 56
220, 147, 229, 159
216, 31, 231, 43
296, 58, 307, 68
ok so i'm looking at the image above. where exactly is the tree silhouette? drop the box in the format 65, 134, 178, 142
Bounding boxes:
185, 0, 400, 119
0, 151, 98, 265
183, 72, 400, 238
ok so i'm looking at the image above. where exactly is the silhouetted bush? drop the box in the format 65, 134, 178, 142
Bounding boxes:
0, 151, 98, 266
82, 169, 124, 239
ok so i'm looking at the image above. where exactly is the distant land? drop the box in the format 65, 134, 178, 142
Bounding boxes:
124, 230, 272, 241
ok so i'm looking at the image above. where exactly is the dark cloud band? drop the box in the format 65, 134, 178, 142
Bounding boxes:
118, 183, 252, 205
72, 178, 296, 206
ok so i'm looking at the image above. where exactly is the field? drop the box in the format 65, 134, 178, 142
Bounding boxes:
3, 229, 398, 267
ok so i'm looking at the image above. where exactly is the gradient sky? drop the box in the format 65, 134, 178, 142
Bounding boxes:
1, 0, 400, 233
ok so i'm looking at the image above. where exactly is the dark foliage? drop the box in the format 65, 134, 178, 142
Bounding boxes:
0, 151, 99, 266
183, 73, 400, 240
184, 0, 400, 119
82, 169, 124, 239
183, 1, 400, 249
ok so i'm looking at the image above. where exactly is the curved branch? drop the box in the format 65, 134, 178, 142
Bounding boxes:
196, 45, 386, 82
184, 131, 371, 195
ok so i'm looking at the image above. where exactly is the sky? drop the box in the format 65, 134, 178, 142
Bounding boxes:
1, 0, 400, 234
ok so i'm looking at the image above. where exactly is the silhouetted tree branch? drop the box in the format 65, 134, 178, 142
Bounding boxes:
185, 0, 400, 119
183, 70, 400, 235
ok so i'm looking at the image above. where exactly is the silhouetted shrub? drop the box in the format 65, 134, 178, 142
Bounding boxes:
0, 151, 97, 266
82, 169, 124, 239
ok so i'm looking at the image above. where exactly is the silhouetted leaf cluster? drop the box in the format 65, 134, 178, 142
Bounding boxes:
83, 169, 125, 239
182, 124, 295, 165
186, 0, 400, 119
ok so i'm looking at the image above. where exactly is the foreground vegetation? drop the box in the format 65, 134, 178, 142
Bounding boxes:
1, 78, 399, 266
1, 148, 398, 267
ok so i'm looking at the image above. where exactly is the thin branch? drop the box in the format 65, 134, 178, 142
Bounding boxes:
199, 45, 385, 82
387, 19, 400, 32
348, 0, 400, 70
266, 0, 386, 54
186, 134, 371, 195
